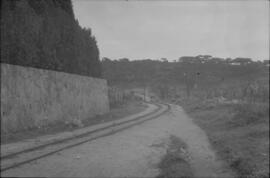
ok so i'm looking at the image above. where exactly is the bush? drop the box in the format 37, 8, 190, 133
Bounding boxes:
231, 103, 269, 126
108, 87, 136, 108
230, 157, 254, 177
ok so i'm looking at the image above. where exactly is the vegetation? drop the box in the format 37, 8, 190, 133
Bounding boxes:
184, 101, 269, 178
102, 56, 269, 178
101, 56, 268, 101
1, 0, 101, 77
108, 87, 139, 108
157, 135, 193, 178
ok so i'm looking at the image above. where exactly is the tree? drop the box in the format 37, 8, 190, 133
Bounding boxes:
263, 60, 269, 65
178, 56, 195, 63
102, 57, 112, 62
161, 58, 168, 62
232, 58, 252, 64
118, 58, 129, 62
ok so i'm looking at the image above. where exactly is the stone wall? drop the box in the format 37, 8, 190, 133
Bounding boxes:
1, 63, 109, 133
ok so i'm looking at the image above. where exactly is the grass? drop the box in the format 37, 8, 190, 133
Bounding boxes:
1, 100, 146, 145
182, 101, 269, 178
157, 135, 194, 178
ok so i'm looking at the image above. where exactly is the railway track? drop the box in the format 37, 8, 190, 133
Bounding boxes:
1, 102, 170, 172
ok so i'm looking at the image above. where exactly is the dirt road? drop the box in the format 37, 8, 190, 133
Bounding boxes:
1, 104, 234, 177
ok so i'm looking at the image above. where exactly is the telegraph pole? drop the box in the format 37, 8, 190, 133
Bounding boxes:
144, 84, 146, 101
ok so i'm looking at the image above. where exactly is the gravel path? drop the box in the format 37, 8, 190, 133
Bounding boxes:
1, 104, 234, 177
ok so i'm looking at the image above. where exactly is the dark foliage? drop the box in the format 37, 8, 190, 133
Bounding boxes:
1, 0, 101, 78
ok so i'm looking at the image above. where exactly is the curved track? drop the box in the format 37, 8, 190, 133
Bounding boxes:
1, 102, 170, 172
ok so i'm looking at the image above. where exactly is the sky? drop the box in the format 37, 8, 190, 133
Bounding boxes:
72, 0, 269, 61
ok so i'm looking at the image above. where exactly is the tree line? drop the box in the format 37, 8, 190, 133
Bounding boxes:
1, 0, 101, 78
101, 56, 269, 101
101, 56, 268, 87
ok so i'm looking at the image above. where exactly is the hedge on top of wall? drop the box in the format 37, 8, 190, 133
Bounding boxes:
1, 0, 102, 78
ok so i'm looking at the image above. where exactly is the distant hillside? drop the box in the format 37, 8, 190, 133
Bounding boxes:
101, 57, 268, 87
1, 0, 101, 77
101, 57, 269, 100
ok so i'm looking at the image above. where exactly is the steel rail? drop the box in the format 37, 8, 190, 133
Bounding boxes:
1, 102, 161, 160
1, 102, 170, 172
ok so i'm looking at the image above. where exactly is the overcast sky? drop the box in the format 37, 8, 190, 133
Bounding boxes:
72, 0, 269, 61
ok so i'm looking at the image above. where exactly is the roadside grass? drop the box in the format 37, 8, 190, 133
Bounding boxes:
182, 101, 269, 178
1, 101, 146, 145
157, 135, 194, 178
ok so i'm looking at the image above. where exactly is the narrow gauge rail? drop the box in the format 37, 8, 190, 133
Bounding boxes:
1, 102, 170, 172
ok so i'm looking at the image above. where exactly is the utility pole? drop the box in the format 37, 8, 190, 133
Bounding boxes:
184, 72, 190, 98
142, 78, 146, 102
144, 85, 146, 101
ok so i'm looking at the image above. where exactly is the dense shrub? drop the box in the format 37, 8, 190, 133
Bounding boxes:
108, 87, 138, 108
231, 103, 269, 126
1, 0, 101, 78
